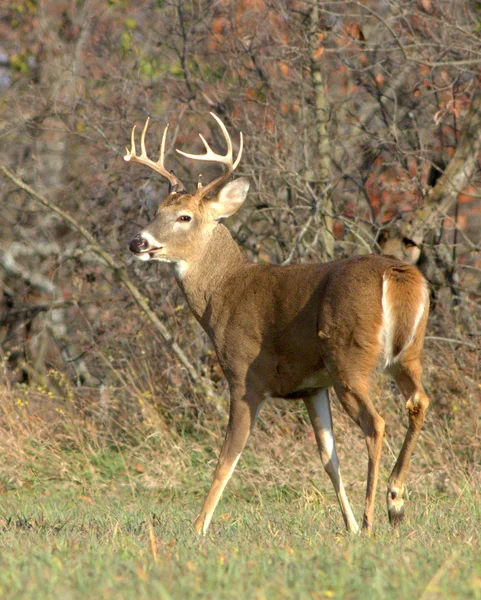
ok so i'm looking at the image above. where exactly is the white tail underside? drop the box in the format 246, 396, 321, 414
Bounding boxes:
380, 275, 428, 369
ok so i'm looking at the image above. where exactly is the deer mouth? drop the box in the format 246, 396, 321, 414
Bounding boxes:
138, 247, 164, 260
139, 247, 163, 255
130, 246, 164, 261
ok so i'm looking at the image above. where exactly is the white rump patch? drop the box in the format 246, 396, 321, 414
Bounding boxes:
400, 281, 429, 359
380, 275, 428, 368
380, 276, 395, 368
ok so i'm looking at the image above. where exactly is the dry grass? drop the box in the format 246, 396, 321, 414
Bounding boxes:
0, 308, 479, 599
1, 309, 479, 510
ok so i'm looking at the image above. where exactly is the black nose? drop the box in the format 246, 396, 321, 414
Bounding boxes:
129, 235, 148, 254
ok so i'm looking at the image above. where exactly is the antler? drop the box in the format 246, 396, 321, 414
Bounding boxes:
124, 118, 185, 193
176, 112, 243, 199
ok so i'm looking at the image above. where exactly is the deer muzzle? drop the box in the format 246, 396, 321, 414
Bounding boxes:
129, 234, 150, 254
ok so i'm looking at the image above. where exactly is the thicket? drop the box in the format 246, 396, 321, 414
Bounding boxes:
0, 1, 479, 495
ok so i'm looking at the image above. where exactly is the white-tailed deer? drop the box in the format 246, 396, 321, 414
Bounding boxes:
125, 113, 430, 534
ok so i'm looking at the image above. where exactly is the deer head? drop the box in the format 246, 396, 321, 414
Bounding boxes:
126, 113, 249, 272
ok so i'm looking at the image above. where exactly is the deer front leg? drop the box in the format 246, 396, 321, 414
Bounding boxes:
194, 391, 263, 535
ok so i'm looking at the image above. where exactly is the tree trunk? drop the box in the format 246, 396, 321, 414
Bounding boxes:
309, 0, 334, 261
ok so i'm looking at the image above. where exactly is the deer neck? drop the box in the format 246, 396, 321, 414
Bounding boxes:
174, 223, 246, 325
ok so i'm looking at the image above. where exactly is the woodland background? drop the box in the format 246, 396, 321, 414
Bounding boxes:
0, 1, 480, 597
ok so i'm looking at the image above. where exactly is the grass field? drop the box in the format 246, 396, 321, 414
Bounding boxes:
1, 480, 480, 600
0, 396, 480, 600
1, 340, 480, 599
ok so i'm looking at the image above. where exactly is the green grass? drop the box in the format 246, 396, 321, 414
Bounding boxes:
0, 446, 480, 600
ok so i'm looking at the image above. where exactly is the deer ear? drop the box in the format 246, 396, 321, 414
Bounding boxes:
209, 178, 249, 220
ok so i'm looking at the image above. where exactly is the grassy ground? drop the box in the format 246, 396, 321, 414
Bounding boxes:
0, 339, 479, 599
0, 435, 480, 600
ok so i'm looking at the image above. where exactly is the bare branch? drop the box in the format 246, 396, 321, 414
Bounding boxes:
0, 166, 209, 392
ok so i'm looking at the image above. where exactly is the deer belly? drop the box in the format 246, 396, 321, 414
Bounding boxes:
280, 369, 333, 399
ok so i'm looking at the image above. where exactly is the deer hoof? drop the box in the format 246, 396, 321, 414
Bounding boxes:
193, 514, 207, 536
387, 489, 405, 527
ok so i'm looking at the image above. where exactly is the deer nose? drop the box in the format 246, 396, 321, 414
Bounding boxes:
129, 235, 148, 254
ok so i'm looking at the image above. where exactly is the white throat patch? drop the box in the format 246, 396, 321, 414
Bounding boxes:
133, 251, 151, 262
174, 260, 189, 278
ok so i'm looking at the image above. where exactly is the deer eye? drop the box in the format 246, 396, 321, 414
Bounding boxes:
177, 215, 192, 223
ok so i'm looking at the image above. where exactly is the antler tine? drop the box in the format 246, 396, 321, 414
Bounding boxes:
124, 118, 185, 192
233, 131, 243, 170
175, 112, 243, 198
125, 124, 137, 158
139, 117, 150, 160
159, 122, 169, 167
211, 112, 243, 168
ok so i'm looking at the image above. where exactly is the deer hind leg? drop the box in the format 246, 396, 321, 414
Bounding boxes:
304, 389, 359, 533
327, 370, 385, 531
387, 358, 429, 527
194, 391, 263, 535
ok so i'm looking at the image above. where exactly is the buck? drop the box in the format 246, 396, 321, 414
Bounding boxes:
125, 113, 430, 534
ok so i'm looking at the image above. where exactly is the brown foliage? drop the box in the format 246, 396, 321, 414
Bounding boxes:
0, 1, 479, 478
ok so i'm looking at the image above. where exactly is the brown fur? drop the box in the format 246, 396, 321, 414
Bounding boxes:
133, 213, 430, 532
127, 120, 430, 534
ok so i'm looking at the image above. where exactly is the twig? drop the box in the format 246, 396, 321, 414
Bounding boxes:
424, 336, 477, 349
0, 301, 78, 325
